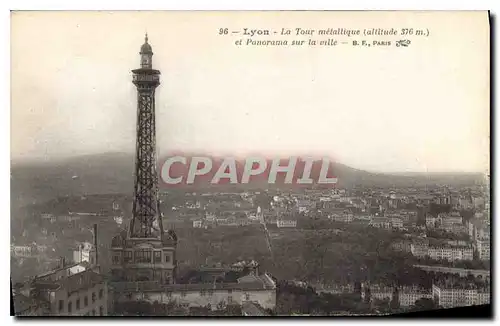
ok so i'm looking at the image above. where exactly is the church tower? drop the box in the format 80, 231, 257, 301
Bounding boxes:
110, 35, 177, 284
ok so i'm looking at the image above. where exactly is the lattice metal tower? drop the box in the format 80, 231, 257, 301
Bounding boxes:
110, 35, 177, 286
129, 34, 163, 238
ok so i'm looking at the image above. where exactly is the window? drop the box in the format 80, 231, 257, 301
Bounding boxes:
112, 255, 120, 264
84, 296, 88, 307
123, 251, 133, 263
200, 290, 206, 297
99, 289, 104, 299
181, 291, 187, 297
99, 306, 104, 316
154, 251, 162, 263
76, 298, 80, 309
165, 254, 171, 263
245, 293, 250, 300
136, 270, 152, 281
227, 289, 233, 294
58, 300, 64, 312
68, 301, 72, 313
92, 309, 95, 316
135, 249, 152, 263
92, 292, 96, 303
208, 290, 214, 297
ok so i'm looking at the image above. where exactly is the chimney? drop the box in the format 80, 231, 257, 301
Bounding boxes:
93, 224, 98, 266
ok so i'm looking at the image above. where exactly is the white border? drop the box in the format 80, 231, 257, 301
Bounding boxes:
2, 1, 498, 325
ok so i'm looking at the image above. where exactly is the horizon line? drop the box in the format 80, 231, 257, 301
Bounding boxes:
10, 151, 488, 176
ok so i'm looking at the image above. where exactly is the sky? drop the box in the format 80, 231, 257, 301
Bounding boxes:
10, 11, 490, 173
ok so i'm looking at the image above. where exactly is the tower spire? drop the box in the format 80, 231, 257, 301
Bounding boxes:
130, 37, 161, 238
139, 34, 153, 68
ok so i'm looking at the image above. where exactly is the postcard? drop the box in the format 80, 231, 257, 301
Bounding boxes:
10, 11, 490, 317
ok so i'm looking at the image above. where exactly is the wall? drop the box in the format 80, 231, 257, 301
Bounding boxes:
116, 288, 276, 310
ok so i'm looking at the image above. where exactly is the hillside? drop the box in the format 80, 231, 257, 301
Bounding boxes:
11, 152, 134, 209
11, 152, 486, 209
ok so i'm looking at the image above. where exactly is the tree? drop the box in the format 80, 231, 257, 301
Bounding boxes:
216, 300, 227, 311
364, 287, 371, 304
114, 300, 189, 316
390, 287, 400, 310
223, 304, 242, 316
411, 298, 438, 312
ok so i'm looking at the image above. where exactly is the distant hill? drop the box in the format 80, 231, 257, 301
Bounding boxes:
11, 152, 134, 209
11, 152, 487, 209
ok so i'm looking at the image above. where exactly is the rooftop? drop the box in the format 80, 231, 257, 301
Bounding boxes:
33, 269, 104, 295
36, 261, 90, 278
58, 270, 105, 294
111, 273, 275, 293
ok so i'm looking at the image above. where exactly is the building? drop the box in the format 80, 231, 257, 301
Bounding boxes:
276, 220, 297, 228
315, 283, 354, 295
193, 220, 204, 228
472, 196, 485, 209
475, 225, 490, 241
410, 241, 429, 258
40, 214, 57, 224
425, 214, 437, 228
368, 285, 393, 301
398, 286, 433, 307
72, 242, 94, 264
428, 246, 473, 262
410, 239, 473, 261
114, 216, 123, 226
475, 238, 490, 261
11, 244, 34, 258
329, 210, 354, 223
400, 210, 418, 222
413, 265, 490, 279
432, 283, 490, 308
434, 195, 452, 206
446, 240, 469, 247
391, 240, 412, 253
390, 217, 404, 229
111, 272, 276, 312
440, 220, 468, 235
369, 217, 391, 229
388, 196, 404, 209
57, 214, 82, 223
477, 289, 491, 305
110, 229, 177, 283
13, 262, 108, 316
439, 212, 463, 225
467, 218, 490, 241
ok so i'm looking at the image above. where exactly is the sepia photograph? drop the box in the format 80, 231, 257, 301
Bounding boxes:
9, 10, 491, 317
